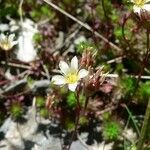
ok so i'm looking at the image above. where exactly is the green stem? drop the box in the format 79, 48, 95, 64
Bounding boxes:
124, 104, 140, 136
137, 29, 150, 150
137, 98, 150, 150
67, 92, 81, 150
101, 0, 109, 21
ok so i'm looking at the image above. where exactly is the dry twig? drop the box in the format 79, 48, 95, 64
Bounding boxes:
42, 0, 123, 54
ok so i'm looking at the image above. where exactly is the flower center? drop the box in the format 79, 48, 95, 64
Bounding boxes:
0, 40, 10, 50
134, 0, 145, 7
66, 72, 78, 84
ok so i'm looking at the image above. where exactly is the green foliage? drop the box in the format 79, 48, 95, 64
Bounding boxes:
63, 0, 79, 5
130, 144, 137, 150
10, 103, 23, 119
66, 92, 76, 108
116, 63, 124, 74
138, 81, 150, 99
111, 9, 120, 22
123, 142, 137, 150
64, 118, 75, 131
79, 93, 86, 107
27, 76, 35, 88
79, 116, 88, 126
66, 92, 86, 109
96, 0, 113, 20
39, 108, 49, 118
114, 27, 123, 39
0, 1, 19, 19
114, 19, 134, 41
36, 96, 45, 107
120, 77, 136, 98
30, 5, 55, 21
33, 33, 43, 44
102, 121, 121, 141
102, 112, 111, 121
76, 41, 96, 54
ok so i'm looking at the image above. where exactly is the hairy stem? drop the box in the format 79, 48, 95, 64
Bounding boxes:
136, 29, 150, 87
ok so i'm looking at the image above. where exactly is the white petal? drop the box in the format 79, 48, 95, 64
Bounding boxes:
146, 0, 150, 3
51, 75, 66, 85
143, 4, 150, 11
133, 5, 141, 14
71, 56, 78, 71
8, 34, 15, 42
0, 33, 6, 40
68, 83, 78, 92
59, 61, 69, 75
11, 41, 18, 46
78, 69, 89, 79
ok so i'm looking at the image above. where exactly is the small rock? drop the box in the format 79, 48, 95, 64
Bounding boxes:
0, 24, 9, 32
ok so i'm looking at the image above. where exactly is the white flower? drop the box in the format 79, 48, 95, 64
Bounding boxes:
52, 56, 89, 92
131, 0, 150, 14
0, 33, 17, 51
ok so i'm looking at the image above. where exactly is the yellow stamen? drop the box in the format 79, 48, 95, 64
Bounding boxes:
66, 72, 78, 84
134, 0, 147, 7
0, 40, 11, 50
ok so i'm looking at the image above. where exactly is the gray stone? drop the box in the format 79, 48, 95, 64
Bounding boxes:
70, 141, 87, 150
0, 106, 62, 150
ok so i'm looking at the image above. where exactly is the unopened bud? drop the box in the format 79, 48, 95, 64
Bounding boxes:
85, 67, 108, 93
80, 48, 96, 68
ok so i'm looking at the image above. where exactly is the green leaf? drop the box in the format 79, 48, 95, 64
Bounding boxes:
10, 104, 23, 119
139, 82, 150, 98
120, 77, 136, 98
102, 121, 121, 141
40, 108, 49, 118
66, 92, 76, 108
36, 96, 45, 107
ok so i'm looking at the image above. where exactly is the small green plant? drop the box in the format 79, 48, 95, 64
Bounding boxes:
76, 41, 96, 54
102, 121, 121, 141
102, 112, 111, 121
138, 81, 150, 99
79, 116, 88, 126
27, 76, 35, 88
10, 103, 23, 119
36, 96, 45, 108
66, 92, 76, 109
30, 5, 55, 21
39, 108, 49, 118
64, 118, 75, 131
130, 144, 137, 150
33, 33, 43, 44
120, 77, 136, 98
66, 92, 86, 109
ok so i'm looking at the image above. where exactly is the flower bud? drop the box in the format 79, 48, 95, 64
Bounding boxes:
85, 67, 108, 93
80, 48, 96, 68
